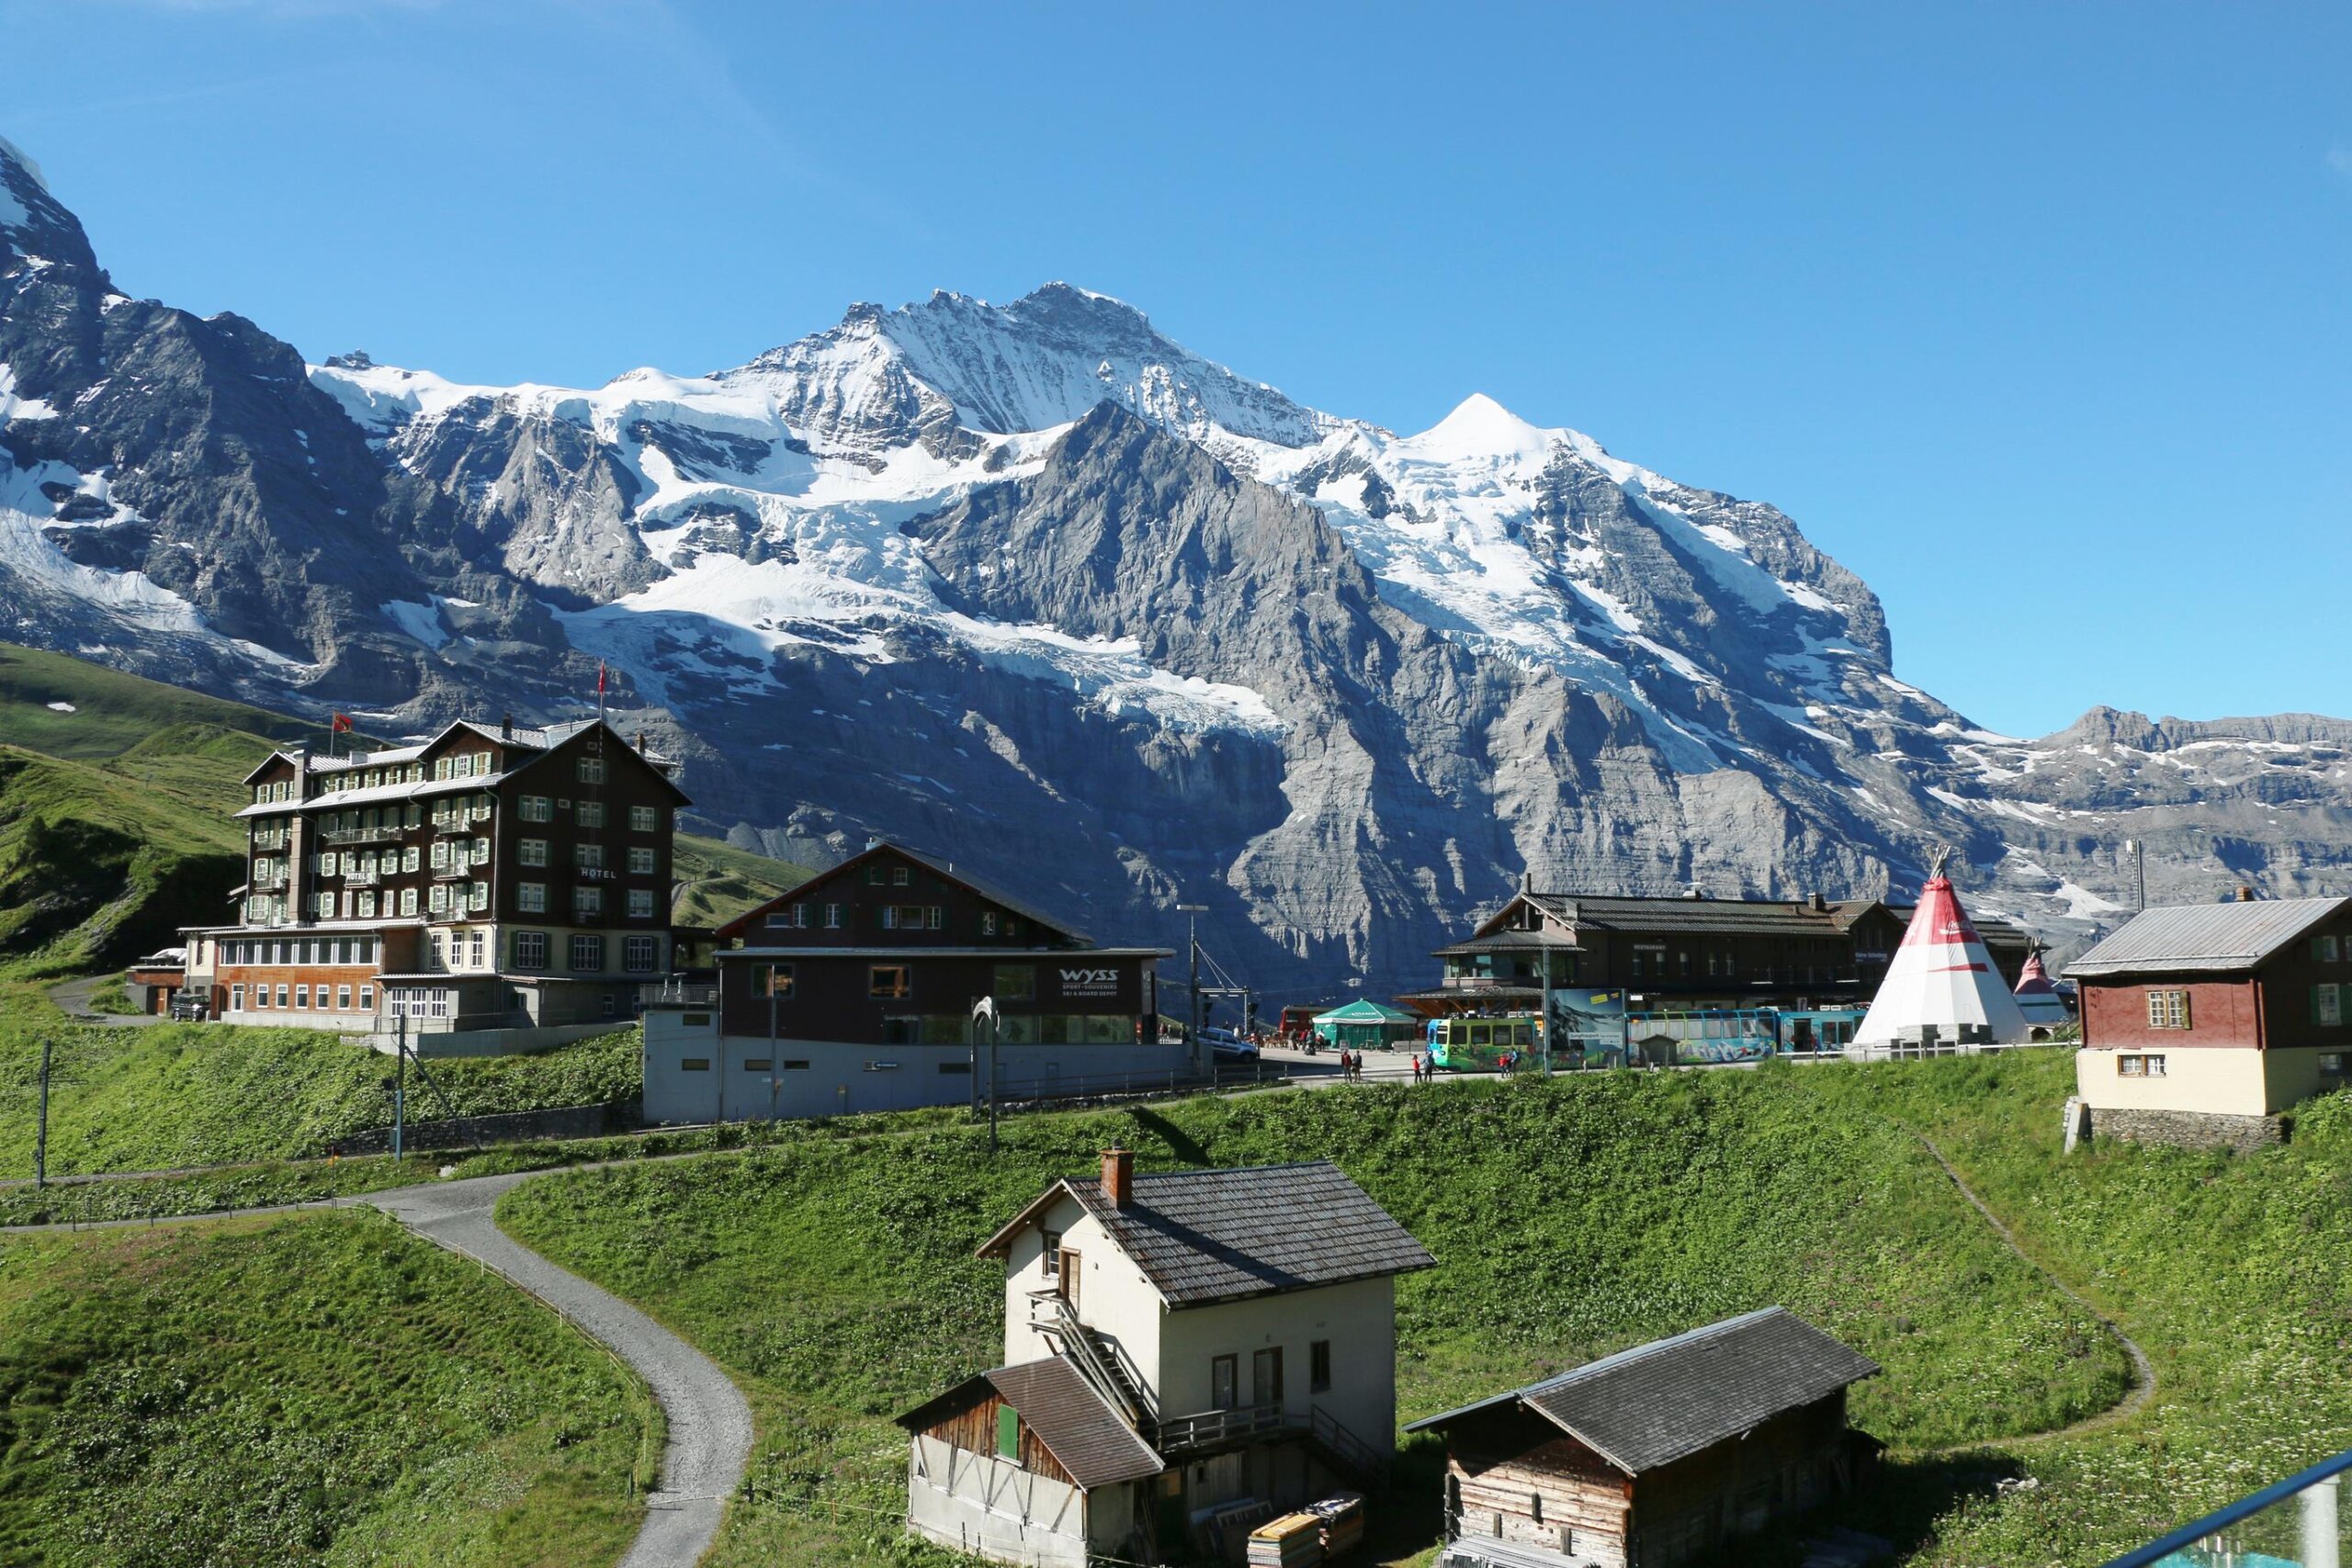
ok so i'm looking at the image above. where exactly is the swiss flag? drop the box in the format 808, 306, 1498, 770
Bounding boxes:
596, 661, 607, 696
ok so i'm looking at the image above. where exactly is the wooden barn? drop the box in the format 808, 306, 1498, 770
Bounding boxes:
1408, 1308, 1879, 1568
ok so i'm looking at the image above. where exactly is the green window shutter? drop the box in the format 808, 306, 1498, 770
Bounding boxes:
996, 1404, 1020, 1461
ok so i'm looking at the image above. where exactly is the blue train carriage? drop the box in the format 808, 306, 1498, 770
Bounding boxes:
1770, 1007, 1867, 1054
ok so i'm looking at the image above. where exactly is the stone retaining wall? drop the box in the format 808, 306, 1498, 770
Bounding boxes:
334, 1101, 632, 1156
2086, 1105, 2288, 1153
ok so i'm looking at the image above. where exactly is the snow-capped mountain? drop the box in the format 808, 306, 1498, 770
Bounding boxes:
6, 131, 2349, 993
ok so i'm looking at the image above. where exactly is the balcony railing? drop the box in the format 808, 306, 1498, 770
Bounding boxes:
250, 873, 288, 892
1157, 1403, 1294, 1456
2103, 1445, 2352, 1567
250, 831, 288, 851
431, 865, 477, 881
432, 818, 486, 836
322, 826, 406, 846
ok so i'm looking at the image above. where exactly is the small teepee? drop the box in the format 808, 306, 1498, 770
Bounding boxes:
2013, 947, 2072, 1030
1854, 851, 2032, 1047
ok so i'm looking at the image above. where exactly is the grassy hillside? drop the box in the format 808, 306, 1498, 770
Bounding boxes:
0, 1210, 650, 1567
498, 1061, 2130, 1568
673, 831, 811, 927
1800, 1055, 2352, 1564
0, 640, 307, 760
0, 1004, 644, 1179
0, 726, 273, 971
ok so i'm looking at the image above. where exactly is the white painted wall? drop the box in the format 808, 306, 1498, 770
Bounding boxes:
1001, 1190, 1168, 1411
905, 1435, 1088, 1568
2076, 1044, 2271, 1116
1157, 1276, 1399, 1453
643, 1011, 1188, 1124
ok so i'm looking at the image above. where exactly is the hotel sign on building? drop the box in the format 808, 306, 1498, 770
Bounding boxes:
640, 840, 1182, 1124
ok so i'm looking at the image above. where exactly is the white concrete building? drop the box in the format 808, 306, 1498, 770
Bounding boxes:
897, 1151, 1434, 1565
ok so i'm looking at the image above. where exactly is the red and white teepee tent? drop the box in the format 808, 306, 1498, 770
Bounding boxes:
2013, 947, 2072, 1030
1854, 851, 2031, 1048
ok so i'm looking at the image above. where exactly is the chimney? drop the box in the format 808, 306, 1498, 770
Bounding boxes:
1101, 1147, 1134, 1209
1521, 868, 1533, 893
1809, 891, 1827, 913
865, 835, 884, 852
635, 728, 648, 753
501, 713, 514, 741
2237, 886, 2256, 902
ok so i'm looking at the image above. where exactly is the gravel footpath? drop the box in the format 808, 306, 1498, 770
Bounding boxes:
367, 1173, 753, 1568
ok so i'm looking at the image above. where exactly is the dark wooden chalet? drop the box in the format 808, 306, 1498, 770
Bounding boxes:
642, 841, 1183, 1123
1409, 1308, 1879, 1568
1401, 883, 2030, 1018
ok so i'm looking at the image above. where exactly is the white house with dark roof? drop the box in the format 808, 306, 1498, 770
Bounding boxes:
1409, 1308, 1879, 1568
896, 1150, 1434, 1565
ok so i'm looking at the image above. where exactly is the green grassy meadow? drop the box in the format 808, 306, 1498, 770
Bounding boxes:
0, 1006, 643, 1179
496, 1056, 2140, 1568
1803, 1055, 2352, 1563
0, 1210, 652, 1568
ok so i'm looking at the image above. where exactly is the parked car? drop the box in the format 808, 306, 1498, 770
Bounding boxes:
1202, 1027, 1259, 1061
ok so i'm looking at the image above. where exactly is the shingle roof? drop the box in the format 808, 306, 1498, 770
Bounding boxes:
716, 839, 1095, 945
2067, 897, 2348, 977
1405, 1307, 1877, 1475
894, 1356, 1165, 1489
989, 1358, 1165, 1487
980, 1161, 1434, 1308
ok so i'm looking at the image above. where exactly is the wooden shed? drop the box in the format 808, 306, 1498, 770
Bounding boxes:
898, 1355, 1164, 1567
1408, 1308, 1879, 1568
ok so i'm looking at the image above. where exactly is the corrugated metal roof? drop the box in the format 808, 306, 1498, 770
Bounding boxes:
2067, 897, 2347, 976
985, 1161, 1434, 1308
1405, 1307, 1877, 1475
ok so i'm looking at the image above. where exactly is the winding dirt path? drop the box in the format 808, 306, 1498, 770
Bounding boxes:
1914, 1132, 2156, 1449
1, 1166, 752, 1568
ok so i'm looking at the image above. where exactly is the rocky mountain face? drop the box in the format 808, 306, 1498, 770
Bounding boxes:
5, 133, 2348, 995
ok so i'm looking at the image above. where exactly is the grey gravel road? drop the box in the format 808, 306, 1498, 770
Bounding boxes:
366, 1174, 753, 1568
47, 974, 168, 1025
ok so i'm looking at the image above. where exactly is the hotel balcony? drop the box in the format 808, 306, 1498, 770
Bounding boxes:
432, 818, 487, 836
322, 826, 407, 846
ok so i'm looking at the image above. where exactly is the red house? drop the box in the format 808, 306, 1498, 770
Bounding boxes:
2070, 895, 2352, 1148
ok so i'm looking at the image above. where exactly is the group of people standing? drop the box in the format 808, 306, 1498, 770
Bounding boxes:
1331, 1049, 1443, 1082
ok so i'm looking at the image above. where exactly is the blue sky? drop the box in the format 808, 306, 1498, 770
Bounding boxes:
4, 0, 2347, 738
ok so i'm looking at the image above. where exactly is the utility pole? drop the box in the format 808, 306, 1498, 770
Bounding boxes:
768, 966, 780, 1122
1177, 903, 1207, 1070
2127, 838, 2147, 912
33, 1037, 51, 1190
